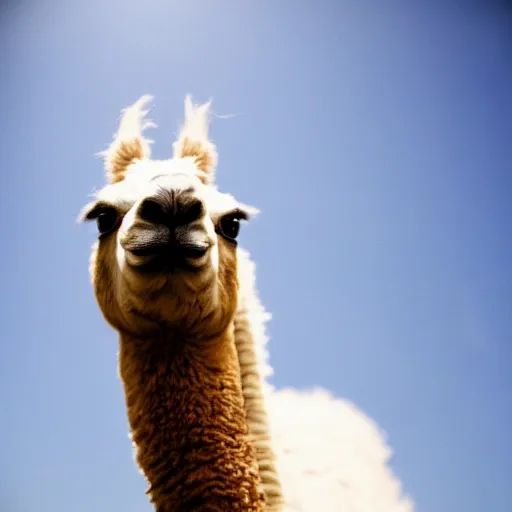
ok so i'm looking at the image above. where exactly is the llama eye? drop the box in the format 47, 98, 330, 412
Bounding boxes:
218, 215, 241, 241
96, 208, 119, 235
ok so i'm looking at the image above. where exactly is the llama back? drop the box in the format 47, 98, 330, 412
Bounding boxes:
267, 388, 414, 512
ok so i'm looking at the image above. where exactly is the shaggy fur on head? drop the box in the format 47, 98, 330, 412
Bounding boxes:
81, 96, 266, 511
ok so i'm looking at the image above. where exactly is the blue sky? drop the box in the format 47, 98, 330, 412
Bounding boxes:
1, 1, 511, 511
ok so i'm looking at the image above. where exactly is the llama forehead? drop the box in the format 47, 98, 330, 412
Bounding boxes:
94, 158, 200, 206
126, 157, 204, 184
100, 158, 200, 201
93, 157, 258, 218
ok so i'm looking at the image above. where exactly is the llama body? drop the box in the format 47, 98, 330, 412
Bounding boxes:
81, 95, 414, 512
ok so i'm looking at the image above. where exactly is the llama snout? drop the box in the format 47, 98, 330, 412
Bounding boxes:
119, 183, 213, 273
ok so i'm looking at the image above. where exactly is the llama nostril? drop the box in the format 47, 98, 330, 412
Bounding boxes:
179, 199, 204, 225
179, 243, 209, 260
138, 198, 167, 225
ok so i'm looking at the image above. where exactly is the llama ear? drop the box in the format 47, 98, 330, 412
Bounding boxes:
172, 95, 218, 185
99, 95, 155, 184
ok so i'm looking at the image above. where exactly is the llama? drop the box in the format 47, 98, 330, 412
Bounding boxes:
80, 95, 266, 511
81, 95, 415, 512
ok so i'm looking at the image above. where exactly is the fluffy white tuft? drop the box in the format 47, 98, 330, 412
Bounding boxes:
115, 94, 156, 145
172, 95, 218, 183
98, 95, 155, 181
267, 388, 415, 512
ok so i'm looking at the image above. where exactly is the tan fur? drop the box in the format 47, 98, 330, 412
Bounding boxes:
107, 138, 145, 183
179, 137, 216, 181
120, 328, 264, 512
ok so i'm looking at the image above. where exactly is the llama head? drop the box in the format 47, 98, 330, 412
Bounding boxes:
80, 96, 257, 338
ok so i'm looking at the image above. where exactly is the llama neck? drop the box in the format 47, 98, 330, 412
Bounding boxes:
118, 328, 266, 512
